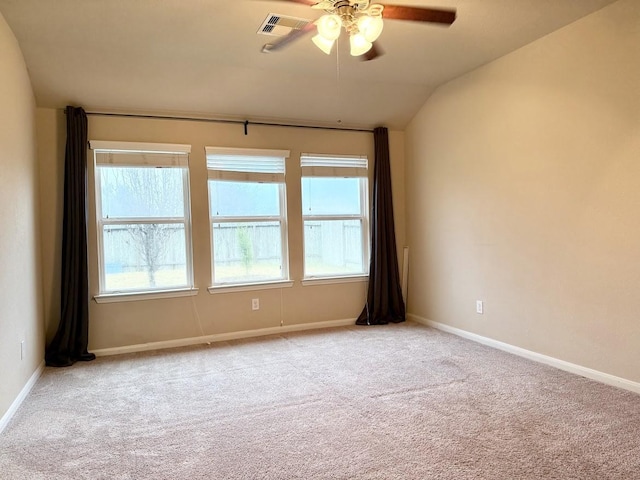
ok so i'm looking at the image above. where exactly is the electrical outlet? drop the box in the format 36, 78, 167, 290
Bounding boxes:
20, 340, 25, 360
476, 300, 484, 315
252, 298, 259, 311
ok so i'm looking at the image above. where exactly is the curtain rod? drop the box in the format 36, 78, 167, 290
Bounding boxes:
76, 111, 374, 134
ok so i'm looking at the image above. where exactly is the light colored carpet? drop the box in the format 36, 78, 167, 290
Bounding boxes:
1, 322, 640, 479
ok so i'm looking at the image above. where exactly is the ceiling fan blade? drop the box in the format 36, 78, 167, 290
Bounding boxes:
361, 42, 384, 61
381, 5, 456, 25
262, 22, 318, 53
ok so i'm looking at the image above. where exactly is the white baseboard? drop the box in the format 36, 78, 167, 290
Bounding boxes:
92, 318, 356, 357
0, 361, 45, 435
408, 314, 640, 395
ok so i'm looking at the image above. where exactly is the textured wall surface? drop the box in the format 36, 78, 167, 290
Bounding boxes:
405, 0, 640, 382
0, 11, 44, 422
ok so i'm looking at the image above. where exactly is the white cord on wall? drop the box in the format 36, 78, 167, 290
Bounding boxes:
190, 295, 209, 343
280, 287, 284, 327
402, 246, 409, 306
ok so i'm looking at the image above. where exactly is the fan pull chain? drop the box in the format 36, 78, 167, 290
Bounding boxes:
335, 37, 343, 124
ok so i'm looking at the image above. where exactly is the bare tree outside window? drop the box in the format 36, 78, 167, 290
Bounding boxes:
126, 223, 174, 286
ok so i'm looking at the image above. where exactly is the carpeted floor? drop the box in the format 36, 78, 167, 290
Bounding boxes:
1, 322, 640, 479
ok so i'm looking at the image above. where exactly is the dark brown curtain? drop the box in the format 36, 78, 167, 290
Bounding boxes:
45, 106, 95, 367
357, 127, 405, 325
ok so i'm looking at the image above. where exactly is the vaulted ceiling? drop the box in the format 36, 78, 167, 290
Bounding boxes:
0, 0, 619, 129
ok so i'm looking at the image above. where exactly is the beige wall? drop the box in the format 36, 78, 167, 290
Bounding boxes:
389, 130, 406, 271
405, 0, 640, 382
36, 109, 66, 342
37, 111, 406, 350
0, 12, 44, 421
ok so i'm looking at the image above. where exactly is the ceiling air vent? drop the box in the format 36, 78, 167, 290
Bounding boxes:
257, 14, 311, 37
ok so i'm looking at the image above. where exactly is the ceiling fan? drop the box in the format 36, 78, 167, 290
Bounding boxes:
261, 0, 456, 61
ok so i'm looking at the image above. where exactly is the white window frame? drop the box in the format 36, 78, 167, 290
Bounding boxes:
300, 153, 370, 282
90, 140, 196, 301
206, 147, 291, 290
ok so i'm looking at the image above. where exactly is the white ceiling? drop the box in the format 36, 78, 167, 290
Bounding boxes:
0, 0, 619, 129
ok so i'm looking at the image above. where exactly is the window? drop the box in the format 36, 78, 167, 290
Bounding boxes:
206, 147, 290, 286
91, 141, 194, 296
301, 154, 369, 279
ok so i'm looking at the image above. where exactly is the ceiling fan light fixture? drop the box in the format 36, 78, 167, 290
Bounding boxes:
261, 2, 455, 61
357, 15, 384, 43
349, 32, 372, 57
316, 14, 342, 41
311, 34, 335, 54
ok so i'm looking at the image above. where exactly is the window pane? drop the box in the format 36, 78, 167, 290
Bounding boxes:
213, 222, 283, 283
100, 167, 185, 218
102, 223, 187, 291
210, 181, 280, 217
302, 177, 361, 216
304, 220, 364, 276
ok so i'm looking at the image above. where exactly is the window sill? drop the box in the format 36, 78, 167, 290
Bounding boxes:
208, 280, 294, 294
301, 275, 368, 286
94, 287, 199, 304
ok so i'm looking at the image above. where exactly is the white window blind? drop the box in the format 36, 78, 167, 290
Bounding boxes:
90, 141, 191, 167
206, 147, 289, 182
300, 153, 368, 178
